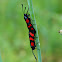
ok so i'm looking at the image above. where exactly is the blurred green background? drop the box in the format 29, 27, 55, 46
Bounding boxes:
0, 0, 62, 62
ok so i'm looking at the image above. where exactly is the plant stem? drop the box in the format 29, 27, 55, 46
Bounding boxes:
27, 0, 42, 62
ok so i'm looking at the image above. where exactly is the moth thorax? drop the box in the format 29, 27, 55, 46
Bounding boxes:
24, 16, 27, 19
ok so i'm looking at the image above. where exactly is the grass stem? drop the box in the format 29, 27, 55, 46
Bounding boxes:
27, 0, 42, 62
0, 52, 2, 62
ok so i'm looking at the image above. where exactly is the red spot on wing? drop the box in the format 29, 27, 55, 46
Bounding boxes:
29, 32, 34, 37
26, 19, 29, 23
28, 25, 30, 28
31, 28, 34, 30
30, 24, 32, 26
31, 42, 34, 46
29, 37, 34, 41
28, 24, 32, 28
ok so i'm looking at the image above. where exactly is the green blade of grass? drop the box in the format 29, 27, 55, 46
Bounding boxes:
27, 0, 42, 62
0, 52, 2, 62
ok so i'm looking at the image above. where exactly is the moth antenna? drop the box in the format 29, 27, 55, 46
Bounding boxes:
25, 7, 26, 10
27, 7, 29, 14
21, 4, 24, 14
27, 11, 28, 14
21, 4, 23, 11
24, 7, 26, 14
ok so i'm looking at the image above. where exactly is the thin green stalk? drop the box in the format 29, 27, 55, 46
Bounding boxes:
0, 52, 2, 62
27, 0, 42, 62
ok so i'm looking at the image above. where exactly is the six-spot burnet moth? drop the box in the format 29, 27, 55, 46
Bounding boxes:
21, 4, 37, 62
21, 4, 36, 50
